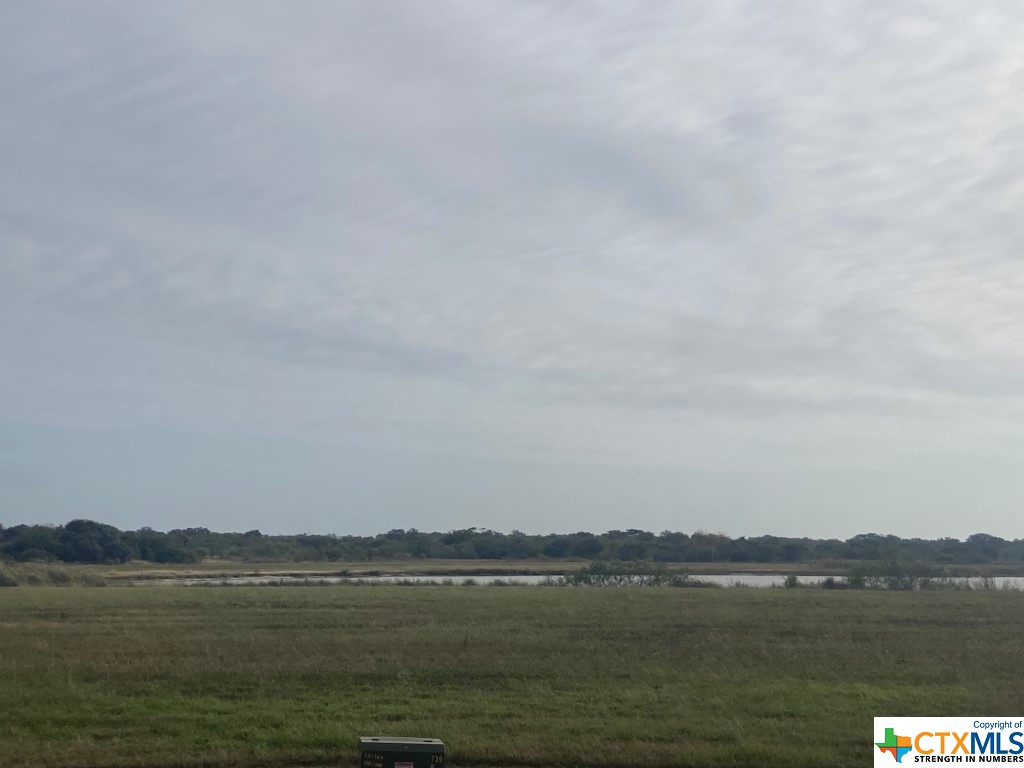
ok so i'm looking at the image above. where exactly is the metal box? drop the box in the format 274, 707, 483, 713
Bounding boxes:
359, 736, 446, 768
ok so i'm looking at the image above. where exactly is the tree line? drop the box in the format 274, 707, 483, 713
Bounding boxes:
0, 520, 1020, 566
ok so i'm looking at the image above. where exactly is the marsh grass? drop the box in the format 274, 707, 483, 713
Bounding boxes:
0, 562, 108, 587
3, 587, 1024, 767
842, 562, 1024, 592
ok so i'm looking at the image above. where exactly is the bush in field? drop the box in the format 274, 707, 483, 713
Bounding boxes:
46, 567, 71, 586
846, 561, 947, 591
560, 561, 714, 587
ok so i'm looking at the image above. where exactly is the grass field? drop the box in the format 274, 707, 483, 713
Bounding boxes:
2, 586, 1023, 767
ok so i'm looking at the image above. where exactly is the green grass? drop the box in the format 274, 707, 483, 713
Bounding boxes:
2, 587, 1024, 767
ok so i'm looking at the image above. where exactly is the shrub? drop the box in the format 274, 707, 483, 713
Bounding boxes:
560, 561, 705, 587
46, 568, 71, 586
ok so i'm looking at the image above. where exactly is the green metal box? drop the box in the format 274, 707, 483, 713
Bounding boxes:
359, 736, 446, 768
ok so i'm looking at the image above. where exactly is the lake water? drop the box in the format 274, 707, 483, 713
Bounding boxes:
137, 574, 562, 586
132, 573, 1024, 589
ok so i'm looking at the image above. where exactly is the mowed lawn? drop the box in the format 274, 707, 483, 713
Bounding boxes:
1, 586, 1023, 767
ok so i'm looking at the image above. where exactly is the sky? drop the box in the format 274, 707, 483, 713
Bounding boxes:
3, 2, 1024, 539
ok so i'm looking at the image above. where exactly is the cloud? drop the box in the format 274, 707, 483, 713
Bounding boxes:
3, 1, 1024, 534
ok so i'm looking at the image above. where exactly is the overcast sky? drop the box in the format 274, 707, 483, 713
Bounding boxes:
3, 2, 1024, 538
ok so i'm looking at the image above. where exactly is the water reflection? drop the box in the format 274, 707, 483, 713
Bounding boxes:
132, 573, 1024, 589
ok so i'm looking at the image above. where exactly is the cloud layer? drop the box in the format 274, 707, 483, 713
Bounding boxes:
3, 2, 1024, 536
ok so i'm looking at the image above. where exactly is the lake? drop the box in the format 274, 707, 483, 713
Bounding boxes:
133, 573, 1024, 589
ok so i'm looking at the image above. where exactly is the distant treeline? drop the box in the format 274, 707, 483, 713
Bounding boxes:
0, 520, 1021, 566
